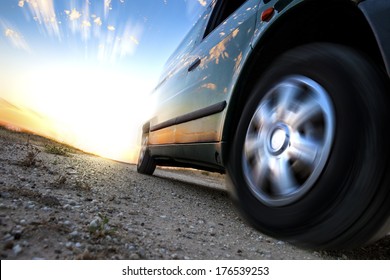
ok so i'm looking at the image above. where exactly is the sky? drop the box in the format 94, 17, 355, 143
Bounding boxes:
0, 0, 210, 162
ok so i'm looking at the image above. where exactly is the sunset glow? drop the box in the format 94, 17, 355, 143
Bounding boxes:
0, 0, 209, 163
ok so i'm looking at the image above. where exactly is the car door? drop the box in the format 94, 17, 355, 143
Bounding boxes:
148, 3, 214, 145
174, 0, 260, 144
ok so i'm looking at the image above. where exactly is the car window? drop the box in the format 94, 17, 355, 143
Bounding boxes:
156, 6, 214, 88
203, 0, 248, 38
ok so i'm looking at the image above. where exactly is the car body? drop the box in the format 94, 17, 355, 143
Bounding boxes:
138, 0, 390, 249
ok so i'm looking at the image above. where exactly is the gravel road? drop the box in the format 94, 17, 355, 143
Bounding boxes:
0, 127, 389, 260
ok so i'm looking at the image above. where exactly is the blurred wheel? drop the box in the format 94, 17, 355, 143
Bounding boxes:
137, 135, 156, 175
227, 43, 390, 249
242, 75, 335, 207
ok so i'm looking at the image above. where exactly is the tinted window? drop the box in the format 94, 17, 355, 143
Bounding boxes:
204, 0, 247, 38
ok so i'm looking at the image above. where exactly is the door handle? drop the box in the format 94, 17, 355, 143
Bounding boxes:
188, 57, 201, 72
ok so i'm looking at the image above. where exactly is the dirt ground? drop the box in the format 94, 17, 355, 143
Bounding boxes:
0, 127, 389, 260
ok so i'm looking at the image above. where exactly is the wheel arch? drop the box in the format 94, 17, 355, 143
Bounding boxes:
221, 0, 386, 163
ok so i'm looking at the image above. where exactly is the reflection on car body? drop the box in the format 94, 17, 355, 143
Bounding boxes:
137, 0, 390, 249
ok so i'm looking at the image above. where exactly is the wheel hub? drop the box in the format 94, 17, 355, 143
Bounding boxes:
268, 123, 290, 156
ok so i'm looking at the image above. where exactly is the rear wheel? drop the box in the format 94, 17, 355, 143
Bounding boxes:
227, 43, 390, 249
137, 134, 156, 175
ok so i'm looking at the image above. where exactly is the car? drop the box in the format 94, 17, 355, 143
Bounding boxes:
137, 0, 390, 249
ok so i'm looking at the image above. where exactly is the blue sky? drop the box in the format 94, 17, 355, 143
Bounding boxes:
0, 0, 210, 162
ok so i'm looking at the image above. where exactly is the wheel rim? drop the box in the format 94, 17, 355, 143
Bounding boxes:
242, 75, 335, 207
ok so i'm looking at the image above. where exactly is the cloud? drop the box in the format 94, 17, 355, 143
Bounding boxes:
198, 0, 207, 6
9, 0, 145, 62
1, 23, 31, 52
104, 0, 112, 18
185, 0, 210, 22
130, 36, 139, 45
98, 20, 143, 63
23, 0, 61, 40
68, 8, 82, 21
82, 20, 91, 28
94, 17, 102, 26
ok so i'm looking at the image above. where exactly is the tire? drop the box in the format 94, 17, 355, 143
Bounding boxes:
137, 134, 156, 175
227, 43, 390, 249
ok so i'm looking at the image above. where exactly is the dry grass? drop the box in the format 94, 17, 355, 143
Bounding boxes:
44, 144, 70, 156
20, 143, 41, 167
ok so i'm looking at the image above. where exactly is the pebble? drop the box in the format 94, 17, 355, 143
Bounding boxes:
12, 244, 23, 255
69, 231, 79, 238
89, 217, 102, 231
0, 192, 11, 198
27, 202, 35, 209
63, 204, 71, 210
3, 233, 14, 242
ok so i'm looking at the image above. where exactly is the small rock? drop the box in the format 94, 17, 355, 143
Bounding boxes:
69, 231, 79, 238
67, 170, 77, 175
89, 217, 102, 232
208, 228, 216, 236
129, 253, 141, 259
3, 233, 14, 242
27, 203, 35, 209
0, 192, 11, 198
12, 244, 23, 255
41, 195, 61, 207
126, 244, 137, 252
63, 204, 71, 210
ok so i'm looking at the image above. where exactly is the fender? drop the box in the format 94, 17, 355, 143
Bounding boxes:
359, 0, 390, 76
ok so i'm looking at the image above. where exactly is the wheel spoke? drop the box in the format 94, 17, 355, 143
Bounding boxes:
251, 158, 269, 188
270, 157, 297, 195
290, 98, 322, 129
255, 102, 274, 127
244, 134, 261, 157
288, 133, 321, 166
276, 83, 300, 120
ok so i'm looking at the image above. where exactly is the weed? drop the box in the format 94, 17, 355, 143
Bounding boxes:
88, 213, 116, 238
75, 179, 91, 191
21, 144, 41, 167
44, 144, 70, 156
52, 175, 67, 187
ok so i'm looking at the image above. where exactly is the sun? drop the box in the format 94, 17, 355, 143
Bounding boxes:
23, 61, 155, 163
